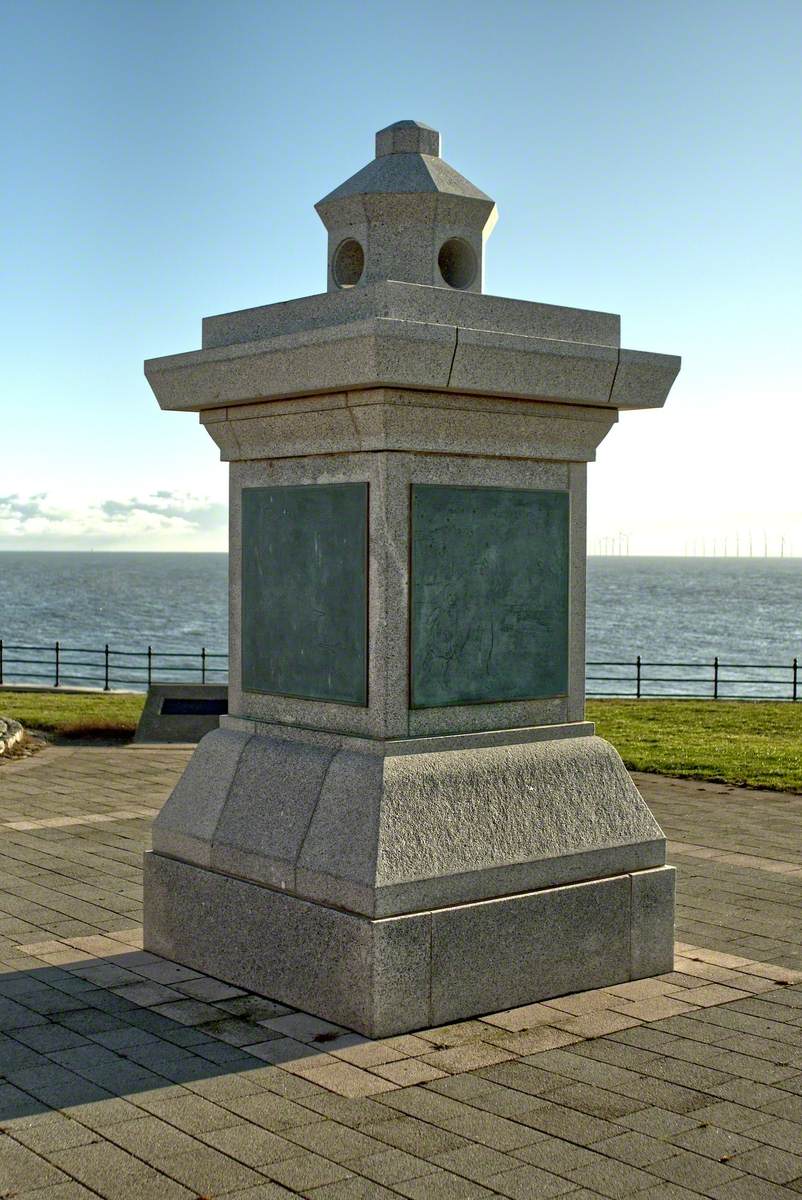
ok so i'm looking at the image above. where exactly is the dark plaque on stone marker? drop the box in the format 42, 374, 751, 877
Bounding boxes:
410, 485, 569, 707
241, 483, 368, 704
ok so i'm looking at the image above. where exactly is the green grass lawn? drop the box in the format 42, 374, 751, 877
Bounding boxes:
588, 699, 802, 793
0, 690, 145, 740
1, 690, 801, 792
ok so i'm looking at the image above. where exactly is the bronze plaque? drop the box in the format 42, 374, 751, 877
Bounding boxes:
241, 484, 368, 704
411, 485, 569, 707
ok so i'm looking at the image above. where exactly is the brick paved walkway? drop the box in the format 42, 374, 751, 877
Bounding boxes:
2, 746, 802, 1198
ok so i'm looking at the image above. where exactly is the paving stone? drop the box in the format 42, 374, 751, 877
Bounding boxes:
295, 1093, 401, 1128
0, 1139, 71, 1190
9, 1113, 101, 1153
360, 1116, 471, 1158
428, 1142, 521, 1181
512, 1136, 602, 1171
727, 1142, 802, 1183
368, 1059, 448, 1086
562, 1156, 663, 1196
645, 1147, 747, 1191
159, 1144, 270, 1192
307, 1178, 400, 1199
519, 1101, 623, 1146
393, 1169, 506, 1198
669, 1123, 760, 1160
224, 1091, 325, 1131
300, 1060, 398, 1096
262, 1149, 354, 1190
142, 1092, 243, 1133
347, 1146, 439, 1184
750, 1117, 802, 1153
282, 1118, 390, 1163
545, 1080, 647, 1120
203, 1184, 295, 1200
689, 1099, 778, 1133
200, 1121, 303, 1165
418, 1041, 515, 1074
7, 1183, 102, 1200
592, 1128, 682, 1167
483, 1162, 578, 1198
763, 1093, 802, 1123
708, 1178, 802, 1199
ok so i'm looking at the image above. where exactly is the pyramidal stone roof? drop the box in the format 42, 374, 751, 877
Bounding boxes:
316, 120, 493, 206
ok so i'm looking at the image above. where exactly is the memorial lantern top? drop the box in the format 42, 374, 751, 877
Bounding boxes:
145, 119, 680, 417
316, 120, 498, 294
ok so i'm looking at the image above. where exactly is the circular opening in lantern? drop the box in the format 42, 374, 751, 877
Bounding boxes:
332, 238, 365, 288
438, 238, 477, 289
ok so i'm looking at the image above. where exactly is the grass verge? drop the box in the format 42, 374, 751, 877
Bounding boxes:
588, 699, 802, 793
0, 690, 145, 740
1, 692, 800, 792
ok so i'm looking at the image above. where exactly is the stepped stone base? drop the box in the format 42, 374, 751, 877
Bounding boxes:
143, 725, 675, 1036
144, 854, 674, 1038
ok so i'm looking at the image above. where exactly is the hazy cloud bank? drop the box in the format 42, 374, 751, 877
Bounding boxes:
0, 491, 227, 549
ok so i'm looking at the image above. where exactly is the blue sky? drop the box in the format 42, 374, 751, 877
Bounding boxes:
2, 0, 800, 553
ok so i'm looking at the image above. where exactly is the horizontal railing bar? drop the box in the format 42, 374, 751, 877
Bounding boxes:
0, 643, 228, 658
588, 660, 800, 669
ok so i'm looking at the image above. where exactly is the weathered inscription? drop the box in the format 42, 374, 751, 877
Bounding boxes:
411, 485, 569, 707
241, 483, 368, 704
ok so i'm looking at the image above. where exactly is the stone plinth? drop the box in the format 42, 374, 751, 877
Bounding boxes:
143, 120, 680, 1035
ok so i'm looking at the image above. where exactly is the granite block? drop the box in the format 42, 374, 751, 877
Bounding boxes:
202, 392, 617, 464
133, 683, 228, 744
150, 727, 249, 867
143, 853, 430, 1037
201, 281, 620, 352
610, 348, 682, 410
210, 733, 335, 890
369, 841, 665, 921
449, 327, 618, 404
144, 853, 673, 1036
630, 866, 676, 979
295, 747, 385, 914
429, 875, 632, 1025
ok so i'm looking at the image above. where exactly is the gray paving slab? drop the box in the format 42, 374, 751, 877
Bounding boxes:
3, 744, 802, 1197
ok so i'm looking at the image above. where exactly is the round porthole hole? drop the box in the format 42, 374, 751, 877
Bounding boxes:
438, 238, 477, 289
332, 238, 364, 288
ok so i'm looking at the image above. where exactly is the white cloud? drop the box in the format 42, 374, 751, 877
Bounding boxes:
0, 491, 227, 550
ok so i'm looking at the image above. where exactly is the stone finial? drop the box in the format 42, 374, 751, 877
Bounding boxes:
375, 120, 441, 158
316, 121, 498, 294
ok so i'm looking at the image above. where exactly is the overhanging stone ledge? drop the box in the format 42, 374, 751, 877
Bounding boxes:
145, 312, 678, 412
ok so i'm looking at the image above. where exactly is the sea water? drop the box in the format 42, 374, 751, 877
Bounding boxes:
0, 552, 800, 697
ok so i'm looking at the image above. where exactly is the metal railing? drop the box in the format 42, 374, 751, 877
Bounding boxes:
0, 640, 799, 700
0, 640, 228, 692
587, 655, 800, 701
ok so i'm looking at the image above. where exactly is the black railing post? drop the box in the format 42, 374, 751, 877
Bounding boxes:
713, 656, 719, 700
794, 657, 798, 703
201, 646, 206, 684
0, 638, 3, 686
104, 644, 110, 692
636, 654, 641, 700
55, 640, 60, 687
147, 645, 152, 687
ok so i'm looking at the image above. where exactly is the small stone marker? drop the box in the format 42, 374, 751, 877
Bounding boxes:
134, 684, 228, 744
143, 120, 681, 1036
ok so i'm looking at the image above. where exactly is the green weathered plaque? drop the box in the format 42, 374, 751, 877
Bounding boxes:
410, 485, 569, 707
241, 484, 368, 705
